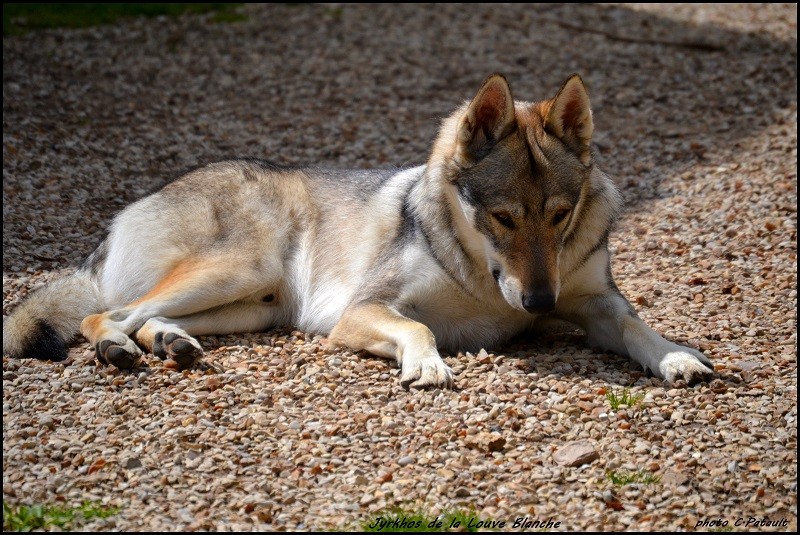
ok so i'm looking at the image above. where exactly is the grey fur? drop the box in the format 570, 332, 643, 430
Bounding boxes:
3, 271, 102, 360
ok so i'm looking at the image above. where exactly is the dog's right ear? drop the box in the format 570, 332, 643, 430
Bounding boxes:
455, 74, 516, 166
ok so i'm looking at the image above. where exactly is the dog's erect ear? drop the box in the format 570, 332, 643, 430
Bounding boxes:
456, 74, 516, 166
545, 74, 593, 165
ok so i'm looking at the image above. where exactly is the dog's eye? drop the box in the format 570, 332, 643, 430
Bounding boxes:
492, 212, 515, 229
553, 208, 571, 225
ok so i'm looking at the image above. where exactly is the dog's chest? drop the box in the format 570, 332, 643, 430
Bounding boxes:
405, 293, 532, 351
397, 252, 533, 351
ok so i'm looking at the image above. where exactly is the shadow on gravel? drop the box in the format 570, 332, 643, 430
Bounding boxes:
499, 328, 645, 387
2, 4, 796, 270
349, 3, 797, 211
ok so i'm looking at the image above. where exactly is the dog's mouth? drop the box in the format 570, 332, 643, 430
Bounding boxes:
493, 267, 524, 312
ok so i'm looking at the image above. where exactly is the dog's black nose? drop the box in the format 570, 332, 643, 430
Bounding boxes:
522, 291, 556, 314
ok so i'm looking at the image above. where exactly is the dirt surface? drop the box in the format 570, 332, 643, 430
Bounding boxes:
3, 4, 797, 531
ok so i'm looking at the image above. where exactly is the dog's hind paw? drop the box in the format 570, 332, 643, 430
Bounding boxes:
153, 332, 204, 369
400, 355, 454, 390
657, 346, 714, 385
95, 338, 143, 370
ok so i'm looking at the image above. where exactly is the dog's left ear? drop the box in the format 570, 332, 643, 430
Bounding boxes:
545, 74, 594, 165
456, 74, 516, 166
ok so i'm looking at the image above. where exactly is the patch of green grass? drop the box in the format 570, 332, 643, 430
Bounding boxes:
326, 6, 344, 22
606, 469, 661, 486
3, 500, 119, 532
605, 387, 645, 410
710, 526, 734, 532
3, 3, 245, 36
359, 508, 498, 532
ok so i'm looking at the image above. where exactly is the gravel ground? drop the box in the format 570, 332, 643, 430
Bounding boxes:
3, 4, 797, 531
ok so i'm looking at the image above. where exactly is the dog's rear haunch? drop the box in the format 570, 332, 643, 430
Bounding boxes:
3, 74, 714, 388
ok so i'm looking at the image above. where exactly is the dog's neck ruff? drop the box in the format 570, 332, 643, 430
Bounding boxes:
409, 164, 500, 303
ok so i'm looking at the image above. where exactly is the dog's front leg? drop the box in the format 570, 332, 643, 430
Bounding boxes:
558, 289, 714, 384
329, 302, 454, 389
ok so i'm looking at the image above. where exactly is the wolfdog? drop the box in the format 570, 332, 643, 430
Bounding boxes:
3, 74, 714, 388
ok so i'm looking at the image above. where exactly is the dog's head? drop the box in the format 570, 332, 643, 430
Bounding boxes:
429, 74, 596, 313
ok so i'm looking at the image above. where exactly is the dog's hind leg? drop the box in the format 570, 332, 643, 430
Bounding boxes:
133, 301, 283, 367
81, 255, 280, 369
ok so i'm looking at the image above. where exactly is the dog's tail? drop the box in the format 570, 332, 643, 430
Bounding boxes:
3, 269, 102, 361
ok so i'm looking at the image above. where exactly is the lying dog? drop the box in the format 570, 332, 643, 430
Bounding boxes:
2, 73, 714, 388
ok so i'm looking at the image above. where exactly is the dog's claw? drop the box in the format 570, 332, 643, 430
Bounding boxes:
400, 356, 454, 390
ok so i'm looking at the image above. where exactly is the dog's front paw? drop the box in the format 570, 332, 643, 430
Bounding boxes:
657, 345, 714, 385
400, 354, 454, 390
